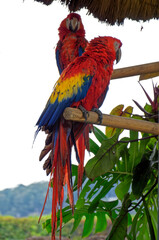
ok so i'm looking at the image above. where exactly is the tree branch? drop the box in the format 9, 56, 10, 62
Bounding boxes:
111, 61, 159, 80
63, 108, 159, 135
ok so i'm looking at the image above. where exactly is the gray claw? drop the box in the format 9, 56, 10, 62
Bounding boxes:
92, 108, 103, 124
79, 105, 89, 120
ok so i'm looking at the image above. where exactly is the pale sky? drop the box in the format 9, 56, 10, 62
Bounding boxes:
0, 0, 159, 190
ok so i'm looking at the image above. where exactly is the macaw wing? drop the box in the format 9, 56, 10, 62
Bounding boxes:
56, 41, 63, 74
36, 71, 93, 130
78, 45, 85, 57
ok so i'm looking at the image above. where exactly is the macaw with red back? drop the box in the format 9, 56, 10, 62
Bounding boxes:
56, 13, 88, 74
40, 13, 89, 193
36, 36, 122, 240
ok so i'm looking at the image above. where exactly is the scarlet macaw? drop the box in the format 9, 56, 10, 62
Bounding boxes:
41, 13, 88, 193
56, 13, 88, 74
36, 36, 122, 240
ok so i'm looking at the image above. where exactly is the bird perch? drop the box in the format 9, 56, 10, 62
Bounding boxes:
63, 108, 159, 135
111, 61, 159, 80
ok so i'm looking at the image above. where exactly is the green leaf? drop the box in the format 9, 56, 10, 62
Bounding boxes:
132, 159, 151, 198
82, 214, 94, 237
106, 105, 133, 138
89, 138, 99, 155
95, 212, 107, 233
130, 205, 142, 239
136, 211, 150, 240
115, 176, 132, 200
42, 218, 51, 233
93, 126, 108, 143
144, 103, 153, 114
88, 173, 120, 213
76, 179, 92, 209
138, 133, 150, 158
115, 137, 130, 173
85, 130, 120, 180
70, 214, 83, 234
149, 197, 158, 239
128, 130, 139, 172
106, 193, 131, 240
98, 199, 118, 211
143, 198, 156, 240
106, 105, 124, 138
71, 164, 78, 187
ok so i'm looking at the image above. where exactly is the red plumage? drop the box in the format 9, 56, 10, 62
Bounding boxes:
41, 13, 89, 199
56, 13, 88, 74
55, 13, 89, 196
37, 35, 122, 240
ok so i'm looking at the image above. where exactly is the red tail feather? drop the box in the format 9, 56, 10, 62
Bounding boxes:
39, 118, 76, 240
77, 135, 85, 196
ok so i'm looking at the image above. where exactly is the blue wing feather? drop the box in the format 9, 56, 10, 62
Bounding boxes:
56, 48, 63, 74
36, 75, 93, 131
78, 46, 84, 57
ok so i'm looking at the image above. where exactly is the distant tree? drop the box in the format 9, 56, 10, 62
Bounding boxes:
0, 182, 68, 217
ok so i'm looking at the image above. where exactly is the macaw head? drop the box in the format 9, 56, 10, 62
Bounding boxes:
87, 36, 122, 64
58, 13, 85, 41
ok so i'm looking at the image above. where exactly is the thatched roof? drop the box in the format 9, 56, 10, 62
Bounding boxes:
34, 0, 159, 25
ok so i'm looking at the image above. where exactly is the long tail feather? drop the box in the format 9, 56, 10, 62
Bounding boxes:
39, 118, 89, 240
76, 135, 85, 196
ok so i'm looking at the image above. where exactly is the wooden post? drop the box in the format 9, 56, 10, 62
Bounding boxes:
63, 107, 159, 135
111, 61, 159, 80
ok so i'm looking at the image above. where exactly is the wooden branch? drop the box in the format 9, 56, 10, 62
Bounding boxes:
63, 108, 159, 135
111, 61, 159, 80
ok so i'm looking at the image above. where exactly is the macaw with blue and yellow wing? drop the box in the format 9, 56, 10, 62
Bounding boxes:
36, 36, 122, 240
40, 13, 89, 193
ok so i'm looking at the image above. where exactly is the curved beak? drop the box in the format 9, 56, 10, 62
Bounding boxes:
69, 17, 79, 32
116, 48, 122, 64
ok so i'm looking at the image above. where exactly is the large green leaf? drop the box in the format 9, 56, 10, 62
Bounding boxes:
106, 193, 131, 240
136, 211, 150, 240
85, 131, 120, 180
143, 198, 156, 240
95, 212, 107, 233
42, 218, 51, 233
70, 214, 83, 234
76, 179, 92, 209
106, 105, 133, 138
129, 205, 143, 239
115, 176, 132, 200
88, 173, 120, 213
115, 137, 130, 173
89, 138, 99, 155
93, 126, 108, 143
138, 133, 151, 159
82, 214, 95, 238
132, 159, 151, 199
128, 130, 139, 172
149, 196, 158, 239
98, 199, 118, 211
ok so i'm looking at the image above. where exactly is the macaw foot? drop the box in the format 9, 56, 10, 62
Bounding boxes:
79, 105, 89, 121
91, 108, 103, 124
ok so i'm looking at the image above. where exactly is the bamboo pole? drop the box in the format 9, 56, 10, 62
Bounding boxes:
63, 107, 159, 135
111, 61, 159, 80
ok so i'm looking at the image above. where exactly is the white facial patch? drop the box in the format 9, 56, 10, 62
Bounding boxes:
66, 18, 70, 30
114, 41, 120, 52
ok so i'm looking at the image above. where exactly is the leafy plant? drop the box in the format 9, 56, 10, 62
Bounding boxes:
43, 84, 158, 239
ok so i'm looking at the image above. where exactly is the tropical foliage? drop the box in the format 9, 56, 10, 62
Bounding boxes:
43, 83, 158, 239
